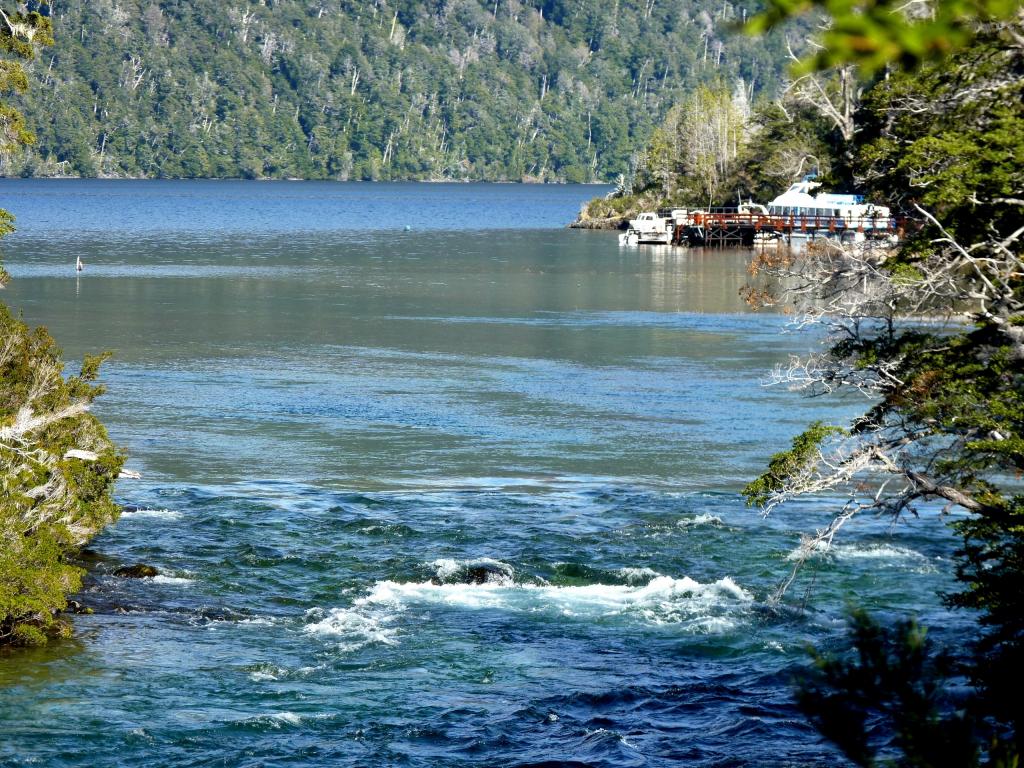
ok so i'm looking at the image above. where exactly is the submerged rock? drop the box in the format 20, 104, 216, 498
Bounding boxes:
113, 564, 160, 578
64, 600, 93, 615
431, 559, 514, 585
75, 547, 115, 565
464, 563, 508, 584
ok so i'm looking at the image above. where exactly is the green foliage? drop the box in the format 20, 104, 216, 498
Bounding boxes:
738, 17, 1024, 766
735, 99, 842, 200
745, 0, 1022, 74
0, 208, 10, 287
0, 5, 52, 154
949, 495, 1024, 754
797, 610, 980, 767
846, 35, 1024, 515
743, 421, 846, 507
2, 0, 793, 181
798, 59, 1023, 753
855, 33, 1024, 248
626, 82, 753, 204
0, 521, 80, 646
579, 186, 665, 224
0, 304, 124, 646
1, 3, 52, 278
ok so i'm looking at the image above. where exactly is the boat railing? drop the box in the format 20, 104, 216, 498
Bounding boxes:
680, 209, 900, 232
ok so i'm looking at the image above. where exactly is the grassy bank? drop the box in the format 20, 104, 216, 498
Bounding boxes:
570, 190, 665, 229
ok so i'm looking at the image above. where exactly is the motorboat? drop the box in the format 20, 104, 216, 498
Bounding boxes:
618, 211, 673, 246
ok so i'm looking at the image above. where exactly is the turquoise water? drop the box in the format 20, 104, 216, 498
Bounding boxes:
0, 181, 962, 766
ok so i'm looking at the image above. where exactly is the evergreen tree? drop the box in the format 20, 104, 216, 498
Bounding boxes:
1, 2, 124, 646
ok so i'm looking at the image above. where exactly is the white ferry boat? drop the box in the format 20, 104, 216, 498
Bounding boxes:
766, 177, 893, 241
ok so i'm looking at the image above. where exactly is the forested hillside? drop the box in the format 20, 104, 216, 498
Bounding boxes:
6, 0, 791, 181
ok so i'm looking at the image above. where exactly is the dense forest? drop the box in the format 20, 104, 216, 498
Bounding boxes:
2, 0, 794, 181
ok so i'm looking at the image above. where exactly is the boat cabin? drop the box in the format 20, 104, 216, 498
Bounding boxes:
766, 179, 889, 222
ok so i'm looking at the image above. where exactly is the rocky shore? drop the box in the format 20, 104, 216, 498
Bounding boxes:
568, 188, 672, 231
568, 216, 628, 230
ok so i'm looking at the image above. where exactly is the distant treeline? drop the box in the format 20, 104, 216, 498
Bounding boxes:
6, 0, 793, 181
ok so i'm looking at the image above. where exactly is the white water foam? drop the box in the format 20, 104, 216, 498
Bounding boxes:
248, 664, 287, 682
238, 712, 307, 728
784, 540, 831, 561
834, 543, 929, 562
618, 567, 662, 584
150, 574, 195, 585
586, 728, 640, 750
372, 574, 751, 626
248, 663, 320, 682
119, 508, 183, 521
308, 573, 753, 650
303, 604, 400, 652
787, 540, 932, 569
237, 617, 278, 626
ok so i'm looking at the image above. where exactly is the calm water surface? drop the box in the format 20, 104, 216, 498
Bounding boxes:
0, 181, 962, 767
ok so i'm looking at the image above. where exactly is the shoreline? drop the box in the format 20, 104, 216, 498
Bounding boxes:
0, 174, 616, 186
568, 216, 628, 230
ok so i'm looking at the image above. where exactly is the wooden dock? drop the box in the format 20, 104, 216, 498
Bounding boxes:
672, 210, 901, 247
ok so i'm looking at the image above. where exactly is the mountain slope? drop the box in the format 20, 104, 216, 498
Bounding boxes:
8, 0, 790, 181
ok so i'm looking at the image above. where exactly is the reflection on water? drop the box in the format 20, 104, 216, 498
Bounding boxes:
4, 231, 810, 489
643, 245, 757, 313
7, 234, 765, 357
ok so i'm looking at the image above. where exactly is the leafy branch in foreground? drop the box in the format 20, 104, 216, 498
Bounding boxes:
746, 0, 1023, 75
746, 26, 1023, 536
796, 610, 980, 768
744, 421, 847, 510
742, 12, 1024, 764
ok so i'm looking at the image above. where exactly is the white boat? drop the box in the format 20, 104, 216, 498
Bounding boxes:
766, 177, 892, 241
739, 202, 768, 216
618, 211, 673, 246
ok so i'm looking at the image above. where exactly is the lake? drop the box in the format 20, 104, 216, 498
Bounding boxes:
0, 181, 961, 767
